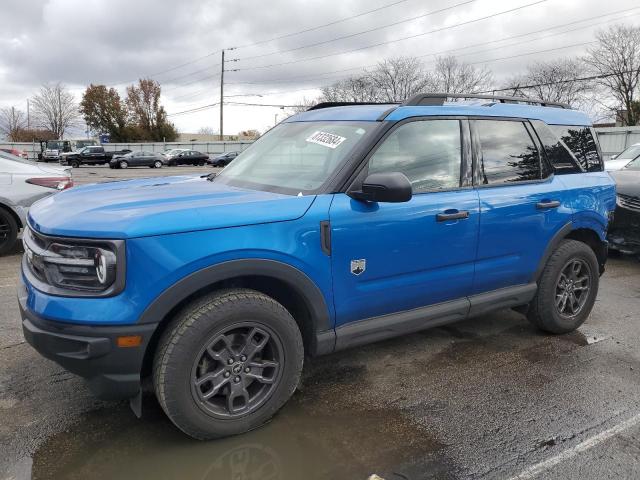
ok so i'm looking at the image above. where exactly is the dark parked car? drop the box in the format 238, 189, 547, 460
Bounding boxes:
207, 151, 239, 167
109, 151, 165, 169
60, 146, 131, 167
164, 150, 209, 166
608, 157, 640, 255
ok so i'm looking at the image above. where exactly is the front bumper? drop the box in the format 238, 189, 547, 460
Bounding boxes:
18, 282, 157, 400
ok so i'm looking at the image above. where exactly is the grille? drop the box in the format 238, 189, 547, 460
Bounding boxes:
617, 194, 640, 212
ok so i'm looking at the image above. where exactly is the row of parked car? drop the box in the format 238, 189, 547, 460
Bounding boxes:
54, 146, 240, 169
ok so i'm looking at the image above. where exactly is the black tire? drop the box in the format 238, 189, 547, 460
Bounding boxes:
527, 240, 599, 334
71, 160, 80, 168
0, 208, 18, 256
153, 288, 304, 440
153, 160, 163, 169
119, 160, 128, 169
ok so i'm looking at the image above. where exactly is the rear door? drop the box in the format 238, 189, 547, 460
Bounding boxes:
470, 118, 573, 295
329, 118, 480, 326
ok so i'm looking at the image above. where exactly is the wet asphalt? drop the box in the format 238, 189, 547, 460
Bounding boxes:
1, 165, 640, 479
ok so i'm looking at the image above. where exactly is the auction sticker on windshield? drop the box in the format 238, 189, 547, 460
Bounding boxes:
306, 131, 347, 149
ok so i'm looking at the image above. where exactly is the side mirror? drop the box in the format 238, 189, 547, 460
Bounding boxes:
348, 172, 412, 203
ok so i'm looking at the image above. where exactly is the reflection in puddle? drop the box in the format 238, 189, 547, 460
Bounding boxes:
31, 363, 454, 480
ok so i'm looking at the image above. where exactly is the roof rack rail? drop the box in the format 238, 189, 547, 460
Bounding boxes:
307, 101, 399, 111
402, 93, 569, 109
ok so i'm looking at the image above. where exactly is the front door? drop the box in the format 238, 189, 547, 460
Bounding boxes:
329, 119, 480, 327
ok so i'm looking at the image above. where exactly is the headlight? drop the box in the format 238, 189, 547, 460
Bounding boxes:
23, 226, 125, 296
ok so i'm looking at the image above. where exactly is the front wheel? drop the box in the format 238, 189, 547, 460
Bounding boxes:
154, 160, 163, 168
71, 160, 80, 168
0, 208, 18, 256
153, 289, 304, 440
527, 240, 599, 334
119, 160, 128, 169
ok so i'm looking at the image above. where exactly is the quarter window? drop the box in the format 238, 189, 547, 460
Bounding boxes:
367, 120, 462, 192
475, 120, 541, 184
530, 120, 582, 174
550, 125, 602, 172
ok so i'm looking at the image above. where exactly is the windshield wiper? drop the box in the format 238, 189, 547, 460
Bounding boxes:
203, 172, 217, 182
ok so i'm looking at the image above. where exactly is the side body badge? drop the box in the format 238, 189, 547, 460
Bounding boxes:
350, 259, 366, 276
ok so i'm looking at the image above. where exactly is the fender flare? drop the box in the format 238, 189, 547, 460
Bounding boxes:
533, 222, 573, 282
137, 259, 334, 352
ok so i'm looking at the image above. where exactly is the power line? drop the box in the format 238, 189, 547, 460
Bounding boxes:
480, 69, 640, 94
229, 0, 414, 50
232, 0, 549, 72
232, 0, 476, 62
167, 103, 220, 117
225, 7, 639, 87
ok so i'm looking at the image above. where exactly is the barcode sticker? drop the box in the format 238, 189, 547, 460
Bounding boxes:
306, 131, 347, 149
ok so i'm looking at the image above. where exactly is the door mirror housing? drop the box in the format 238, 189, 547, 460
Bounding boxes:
348, 172, 412, 203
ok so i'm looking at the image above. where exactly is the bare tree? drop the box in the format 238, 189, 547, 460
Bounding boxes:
197, 126, 217, 135
585, 24, 640, 126
370, 57, 431, 102
0, 107, 27, 141
425, 56, 492, 94
502, 58, 593, 106
319, 75, 381, 103
30, 83, 79, 138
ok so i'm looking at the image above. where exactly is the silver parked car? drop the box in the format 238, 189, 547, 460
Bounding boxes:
0, 151, 73, 255
605, 143, 640, 171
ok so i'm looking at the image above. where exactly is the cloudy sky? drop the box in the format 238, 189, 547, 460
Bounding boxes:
1, 0, 639, 136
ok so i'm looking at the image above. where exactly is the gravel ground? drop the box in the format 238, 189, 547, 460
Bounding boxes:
1, 166, 640, 479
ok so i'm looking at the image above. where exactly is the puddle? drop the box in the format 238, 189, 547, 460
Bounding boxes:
30, 368, 455, 480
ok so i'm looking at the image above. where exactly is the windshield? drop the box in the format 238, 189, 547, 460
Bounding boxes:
617, 145, 640, 160
47, 141, 64, 150
624, 156, 640, 170
215, 121, 376, 194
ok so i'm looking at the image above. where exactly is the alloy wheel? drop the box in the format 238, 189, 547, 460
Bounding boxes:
191, 322, 283, 418
555, 258, 591, 318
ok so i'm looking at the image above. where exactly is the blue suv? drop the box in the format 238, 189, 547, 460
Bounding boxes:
19, 93, 616, 439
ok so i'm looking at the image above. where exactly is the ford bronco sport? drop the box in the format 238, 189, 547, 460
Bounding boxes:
20, 93, 616, 440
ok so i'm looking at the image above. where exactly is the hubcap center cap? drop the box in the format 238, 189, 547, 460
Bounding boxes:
232, 364, 243, 374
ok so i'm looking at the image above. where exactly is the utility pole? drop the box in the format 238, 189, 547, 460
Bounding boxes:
219, 49, 225, 141
26, 99, 30, 128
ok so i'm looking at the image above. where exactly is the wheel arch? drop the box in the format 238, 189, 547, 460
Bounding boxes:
140, 259, 335, 377
535, 222, 607, 282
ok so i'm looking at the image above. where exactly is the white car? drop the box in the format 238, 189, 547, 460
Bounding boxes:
605, 143, 640, 171
0, 151, 72, 255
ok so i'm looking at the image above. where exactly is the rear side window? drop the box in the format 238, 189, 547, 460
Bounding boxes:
368, 119, 462, 192
475, 120, 541, 184
550, 125, 602, 172
530, 120, 582, 174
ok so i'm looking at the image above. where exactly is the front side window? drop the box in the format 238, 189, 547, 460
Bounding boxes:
216, 121, 376, 194
475, 120, 541, 184
367, 120, 462, 192
550, 125, 602, 172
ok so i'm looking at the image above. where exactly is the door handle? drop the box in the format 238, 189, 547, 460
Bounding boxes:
536, 200, 561, 210
436, 210, 470, 222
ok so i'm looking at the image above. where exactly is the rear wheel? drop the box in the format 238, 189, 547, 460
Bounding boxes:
153, 289, 304, 440
119, 160, 128, 169
527, 240, 599, 334
0, 208, 18, 256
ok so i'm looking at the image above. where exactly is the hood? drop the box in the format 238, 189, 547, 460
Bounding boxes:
611, 170, 640, 198
28, 175, 316, 239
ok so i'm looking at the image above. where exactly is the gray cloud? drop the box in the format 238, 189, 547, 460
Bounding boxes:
1, 0, 639, 134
